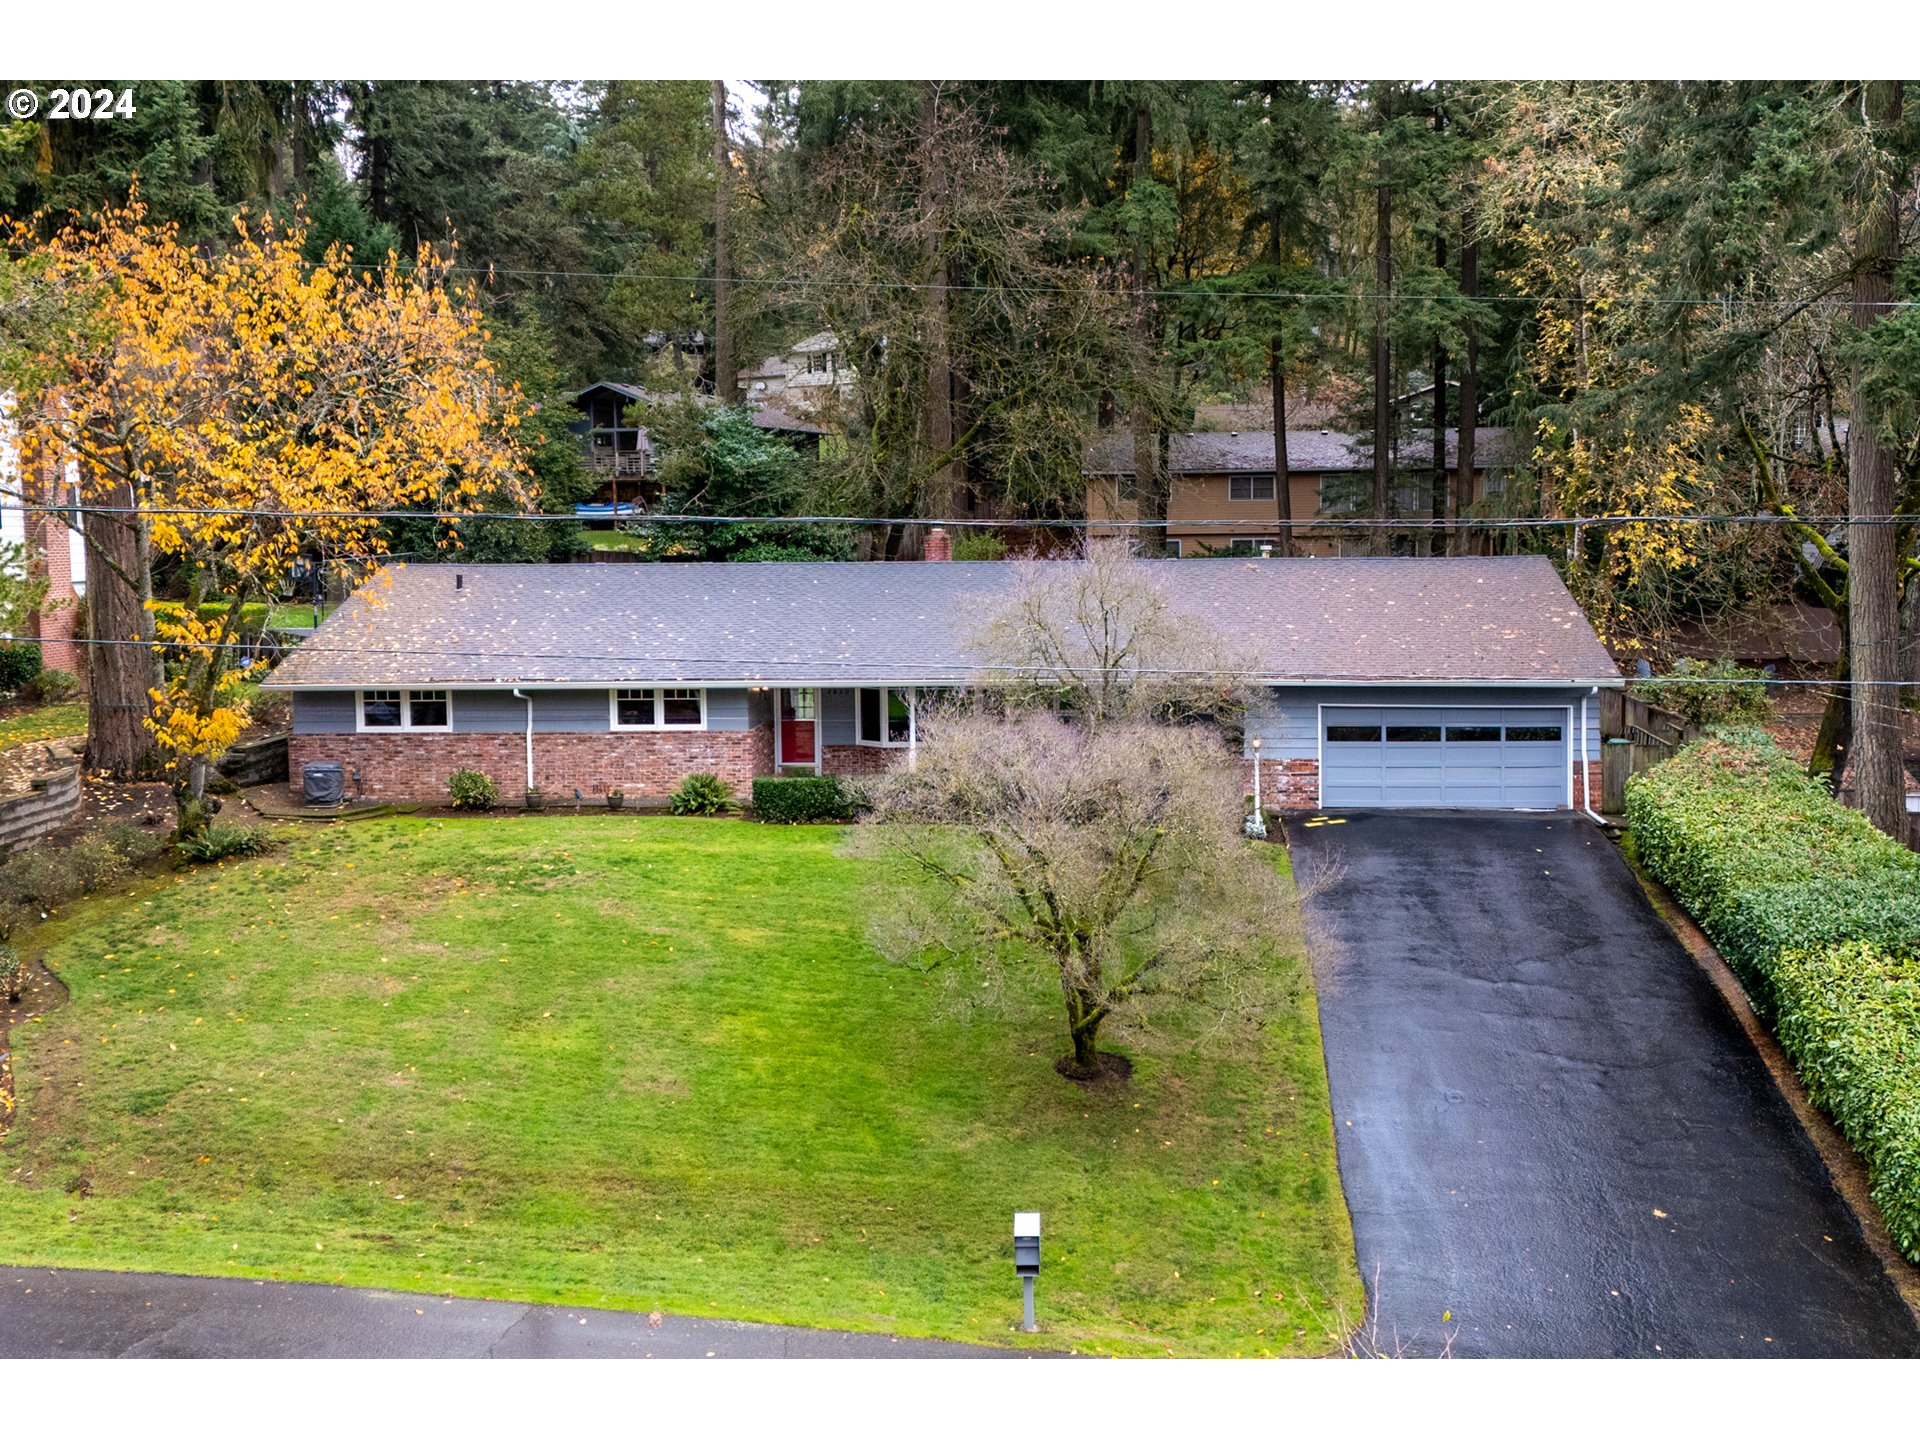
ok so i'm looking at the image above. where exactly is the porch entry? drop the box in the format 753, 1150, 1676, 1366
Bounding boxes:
778, 687, 819, 772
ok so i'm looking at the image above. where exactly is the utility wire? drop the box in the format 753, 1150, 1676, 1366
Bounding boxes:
0, 498, 1914, 529
2, 630, 1911, 688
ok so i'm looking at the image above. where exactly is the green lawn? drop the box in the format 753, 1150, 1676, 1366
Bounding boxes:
585, 530, 652, 552
0, 817, 1359, 1355
0, 703, 88, 751
266, 603, 335, 630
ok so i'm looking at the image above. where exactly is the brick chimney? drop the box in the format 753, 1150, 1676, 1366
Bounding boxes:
26, 451, 83, 683
924, 526, 953, 562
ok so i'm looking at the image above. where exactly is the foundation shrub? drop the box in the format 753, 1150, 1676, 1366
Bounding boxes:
447, 769, 500, 812
669, 772, 733, 816
751, 775, 855, 824
1626, 729, 1920, 1260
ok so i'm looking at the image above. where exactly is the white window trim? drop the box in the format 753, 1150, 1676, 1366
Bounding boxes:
856, 685, 917, 748
1163, 537, 1182, 557
608, 686, 709, 731
1227, 474, 1277, 502
355, 688, 452, 733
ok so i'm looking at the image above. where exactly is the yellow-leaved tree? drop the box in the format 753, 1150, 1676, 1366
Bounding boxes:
5, 200, 530, 825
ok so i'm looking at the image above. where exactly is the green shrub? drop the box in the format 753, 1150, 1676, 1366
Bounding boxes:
448, 769, 500, 812
1629, 657, 1773, 731
176, 823, 275, 864
0, 822, 171, 939
25, 668, 78, 704
952, 533, 1008, 562
1626, 730, 1920, 1259
1625, 730, 1920, 993
669, 772, 734, 816
1771, 942, 1920, 1260
751, 774, 856, 824
0, 643, 43, 695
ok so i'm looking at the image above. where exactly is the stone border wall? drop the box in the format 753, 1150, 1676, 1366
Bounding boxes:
0, 748, 82, 853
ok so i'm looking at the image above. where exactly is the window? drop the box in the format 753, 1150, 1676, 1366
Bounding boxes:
1325, 724, 1382, 743
359, 689, 449, 732
1228, 474, 1276, 502
1506, 725, 1563, 743
1318, 474, 1366, 516
408, 691, 449, 729
1163, 537, 1182, 557
361, 690, 402, 729
1227, 536, 1267, 557
1385, 725, 1441, 742
610, 687, 706, 730
857, 686, 916, 746
1445, 725, 1502, 743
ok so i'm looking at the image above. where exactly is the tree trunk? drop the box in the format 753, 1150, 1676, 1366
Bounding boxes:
1129, 103, 1167, 557
1371, 90, 1393, 553
1270, 336, 1293, 557
919, 83, 958, 526
1453, 218, 1479, 558
1847, 80, 1906, 837
710, 81, 733, 403
83, 477, 159, 779
1062, 986, 1106, 1077
1430, 236, 1447, 557
1810, 644, 1855, 793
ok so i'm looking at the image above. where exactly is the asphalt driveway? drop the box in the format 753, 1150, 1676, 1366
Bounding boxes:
1290, 811, 1920, 1358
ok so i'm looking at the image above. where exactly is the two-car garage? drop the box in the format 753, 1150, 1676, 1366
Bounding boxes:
1318, 705, 1573, 809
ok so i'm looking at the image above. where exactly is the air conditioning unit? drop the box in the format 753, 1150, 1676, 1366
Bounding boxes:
303, 761, 345, 808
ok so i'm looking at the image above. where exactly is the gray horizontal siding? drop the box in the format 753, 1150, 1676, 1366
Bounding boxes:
1247, 686, 1603, 763
292, 691, 358, 734
289, 686, 754, 735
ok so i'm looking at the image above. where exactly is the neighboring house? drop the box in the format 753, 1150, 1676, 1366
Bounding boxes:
0, 395, 86, 679
734, 331, 857, 416
267, 549, 1620, 813
569, 383, 829, 511
1084, 427, 1519, 557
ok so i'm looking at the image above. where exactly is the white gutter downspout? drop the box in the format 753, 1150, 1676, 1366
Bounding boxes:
908, 689, 918, 772
511, 687, 534, 795
1579, 688, 1605, 826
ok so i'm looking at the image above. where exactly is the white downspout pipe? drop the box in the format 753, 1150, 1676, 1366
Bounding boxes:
512, 687, 534, 796
1579, 689, 1605, 826
908, 689, 918, 772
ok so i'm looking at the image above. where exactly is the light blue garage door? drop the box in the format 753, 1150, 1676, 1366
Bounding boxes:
1320, 706, 1571, 809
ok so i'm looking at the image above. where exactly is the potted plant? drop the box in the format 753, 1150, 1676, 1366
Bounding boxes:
523, 786, 546, 812
606, 788, 626, 812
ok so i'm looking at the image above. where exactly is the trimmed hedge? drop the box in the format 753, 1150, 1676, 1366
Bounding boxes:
751, 775, 855, 824
1772, 943, 1920, 1262
1625, 729, 1920, 1260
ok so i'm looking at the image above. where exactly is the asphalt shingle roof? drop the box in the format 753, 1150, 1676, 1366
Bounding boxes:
264, 556, 1620, 690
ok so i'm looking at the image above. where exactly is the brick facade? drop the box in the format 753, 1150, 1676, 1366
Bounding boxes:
1574, 759, 1601, 813
1244, 756, 1321, 811
821, 743, 906, 779
289, 726, 771, 807
26, 453, 83, 683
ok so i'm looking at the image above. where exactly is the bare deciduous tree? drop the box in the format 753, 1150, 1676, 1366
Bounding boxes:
969, 542, 1264, 732
856, 712, 1298, 1081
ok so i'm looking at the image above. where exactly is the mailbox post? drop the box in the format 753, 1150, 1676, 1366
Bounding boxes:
1013, 1211, 1041, 1332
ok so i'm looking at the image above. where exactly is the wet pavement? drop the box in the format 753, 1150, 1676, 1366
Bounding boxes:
1290, 811, 1920, 1358
0, 1267, 1030, 1358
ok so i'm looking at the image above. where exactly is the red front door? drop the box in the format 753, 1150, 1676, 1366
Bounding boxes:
779, 688, 817, 770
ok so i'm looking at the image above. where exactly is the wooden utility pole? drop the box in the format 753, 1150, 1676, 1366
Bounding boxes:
1847, 79, 1907, 837
710, 81, 733, 402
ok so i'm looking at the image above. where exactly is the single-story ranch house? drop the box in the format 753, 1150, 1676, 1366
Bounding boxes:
266, 548, 1623, 812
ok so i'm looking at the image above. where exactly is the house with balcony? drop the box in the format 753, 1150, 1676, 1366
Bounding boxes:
1083, 426, 1518, 556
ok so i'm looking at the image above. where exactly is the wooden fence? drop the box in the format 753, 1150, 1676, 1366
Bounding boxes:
1599, 690, 1702, 813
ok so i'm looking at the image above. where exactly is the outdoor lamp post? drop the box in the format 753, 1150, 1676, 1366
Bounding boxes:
1014, 1211, 1041, 1333
1246, 736, 1267, 839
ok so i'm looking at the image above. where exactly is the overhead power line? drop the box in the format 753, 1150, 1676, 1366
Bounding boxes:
1, 498, 1915, 529
2, 630, 1909, 688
